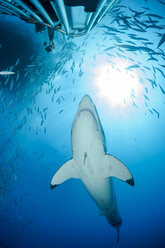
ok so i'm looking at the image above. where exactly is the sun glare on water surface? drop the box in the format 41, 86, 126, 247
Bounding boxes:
94, 62, 142, 108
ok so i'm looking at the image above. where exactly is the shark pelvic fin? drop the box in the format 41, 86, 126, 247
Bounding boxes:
99, 209, 105, 216
104, 154, 134, 186
50, 159, 80, 189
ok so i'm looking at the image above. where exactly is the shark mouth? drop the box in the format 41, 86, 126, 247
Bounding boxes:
79, 108, 97, 122
78, 108, 100, 131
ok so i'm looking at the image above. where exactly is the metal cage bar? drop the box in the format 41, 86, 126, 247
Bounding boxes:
0, 0, 120, 37
14, 0, 43, 23
0, 0, 30, 19
30, 0, 54, 27
0, 5, 20, 17
51, 0, 69, 35
86, 0, 107, 34
96, 0, 118, 23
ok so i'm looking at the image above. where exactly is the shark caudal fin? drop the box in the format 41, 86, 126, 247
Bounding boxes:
104, 154, 134, 186
50, 159, 80, 189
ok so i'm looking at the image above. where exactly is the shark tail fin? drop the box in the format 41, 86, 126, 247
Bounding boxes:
104, 154, 134, 186
50, 159, 80, 189
117, 227, 120, 242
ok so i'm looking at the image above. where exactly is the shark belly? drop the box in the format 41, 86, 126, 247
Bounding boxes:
71, 110, 120, 224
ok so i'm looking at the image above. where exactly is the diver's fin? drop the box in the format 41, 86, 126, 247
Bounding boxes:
50, 159, 79, 189
117, 227, 120, 242
104, 154, 134, 186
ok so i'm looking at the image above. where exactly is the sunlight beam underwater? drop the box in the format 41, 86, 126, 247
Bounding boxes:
93, 62, 142, 107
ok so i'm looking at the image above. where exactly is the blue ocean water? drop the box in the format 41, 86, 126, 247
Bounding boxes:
0, 0, 165, 247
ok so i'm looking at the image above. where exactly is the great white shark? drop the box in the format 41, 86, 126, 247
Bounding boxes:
50, 95, 134, 242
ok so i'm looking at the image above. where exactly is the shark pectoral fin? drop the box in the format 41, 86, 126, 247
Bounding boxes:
50, 159, 80, 189
104, 154, 134, 186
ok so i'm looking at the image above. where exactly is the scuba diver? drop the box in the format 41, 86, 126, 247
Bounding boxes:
34, 21, 61, 53
44, 23, 61, 53
45, 26, 55, 53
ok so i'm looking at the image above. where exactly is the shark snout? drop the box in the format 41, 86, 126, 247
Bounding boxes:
80, 95, 93, 106
78, 95, 96, 115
